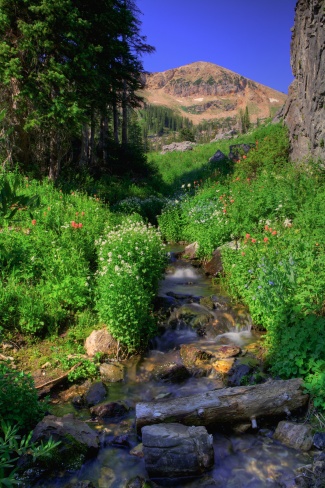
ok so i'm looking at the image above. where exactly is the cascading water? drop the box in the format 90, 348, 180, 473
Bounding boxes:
34, 247, 312, 488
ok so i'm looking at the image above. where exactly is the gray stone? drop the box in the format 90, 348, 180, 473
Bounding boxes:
209, 150, 227, 163
84, 381, 107, 407
142, 423, 214, 478
314, 432, 325, 450
227, 363, 252, 387
32, 414, 99, 456
273, 421, 313, 451
183, 241, 199, 259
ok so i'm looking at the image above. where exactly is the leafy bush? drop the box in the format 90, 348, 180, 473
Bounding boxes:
0, 364, 46, 432
95, 216, 166, 352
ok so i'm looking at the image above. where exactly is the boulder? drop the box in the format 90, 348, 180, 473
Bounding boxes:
209, 150, 227, 163
161, 141, 196, 154
100, 362, 124, 383
153, 362, 191, 383
32, 414, 99, 458
227, 362, 253, 387
84, 328, 118, 357
84, 381, 107, 407
142, 423, 214, 478
314, 432, 325, 450
90, 401, 129, 419
203, 249, 223, 276
228, 143, 255, 161
183, 241, 199, 259
273, 421, 313, 451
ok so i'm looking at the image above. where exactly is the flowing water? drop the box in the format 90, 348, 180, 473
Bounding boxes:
34, 248, 312, 488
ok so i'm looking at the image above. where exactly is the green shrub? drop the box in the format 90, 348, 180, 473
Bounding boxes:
0, 364, 46, 432
95, 216, 166, 352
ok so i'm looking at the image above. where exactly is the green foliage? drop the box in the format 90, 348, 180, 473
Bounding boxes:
155, 121, 325, 409
0, 422, 60, 487
0, 364, 46, 432
95, 216, 166, 352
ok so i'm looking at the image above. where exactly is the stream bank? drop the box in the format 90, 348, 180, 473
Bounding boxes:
24, 247, 318, 487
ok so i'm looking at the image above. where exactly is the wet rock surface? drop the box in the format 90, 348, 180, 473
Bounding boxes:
273, 421, 314, 451
142, 423, 214, 478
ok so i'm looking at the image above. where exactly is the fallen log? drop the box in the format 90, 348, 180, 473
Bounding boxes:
136, 378, 308, 435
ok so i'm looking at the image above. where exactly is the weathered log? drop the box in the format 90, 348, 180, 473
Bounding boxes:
136, 378, 308, 435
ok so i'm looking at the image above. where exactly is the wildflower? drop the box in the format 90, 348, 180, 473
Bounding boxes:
230, 199, 235, 203
283, 218, 292, 228
263, 237, 269, 242
31, 219, 36, 225
251, 238, 257, 243
272, 230, 277, 235
78, 223, 83, 228
81, 211, 85, 216
243, 155, 247, 159
181, 184, 185, 188
187, 183, 191, 187
71, 221, 76, 228
265, 225, 269, 231
268, 281, 275, 286
76, 212, 79, 216
316, 243, 319, 246
241, 252, 245, 256
258, 285, 262, 289
248, 269, 253, 273
245, 233, 250, 239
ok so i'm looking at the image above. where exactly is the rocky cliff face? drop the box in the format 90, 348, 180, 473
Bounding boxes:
282, 0, 325, 162
142, 62, 286, 125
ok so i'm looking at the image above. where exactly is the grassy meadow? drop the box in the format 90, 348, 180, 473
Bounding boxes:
2, 121, 325, 413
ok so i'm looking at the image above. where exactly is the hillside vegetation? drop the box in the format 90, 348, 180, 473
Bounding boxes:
157, 122, 325, 409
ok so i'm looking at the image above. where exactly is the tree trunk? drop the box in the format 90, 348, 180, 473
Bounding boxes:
113, 101, 119, 144
136, 378, 308, 435
122, 80, 128, 145
79, 124, 90, 167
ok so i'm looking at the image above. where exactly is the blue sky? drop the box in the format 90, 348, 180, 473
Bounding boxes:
136, 0, 297, 94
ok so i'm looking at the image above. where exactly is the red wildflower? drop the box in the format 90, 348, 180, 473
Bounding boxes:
243, 155, 247, 159
245, 233, 251, 239
31, 219, 36, 225
265, 225, 269, 231
272, 230, 277, 235
78, 223, 83, 228
251, 238, 257, 243
241, 252, 245, 256
264, 237, 269, 242
71, 221, 76, 228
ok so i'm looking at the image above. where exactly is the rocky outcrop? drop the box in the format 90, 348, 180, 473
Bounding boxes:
160, 141, 196, 154
281, 0, 325, 162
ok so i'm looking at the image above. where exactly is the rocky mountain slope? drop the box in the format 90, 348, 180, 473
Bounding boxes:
281, 0, 325, 162
141, 61, 287, 126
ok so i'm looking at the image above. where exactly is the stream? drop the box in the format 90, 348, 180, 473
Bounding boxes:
35, 247, 312, 488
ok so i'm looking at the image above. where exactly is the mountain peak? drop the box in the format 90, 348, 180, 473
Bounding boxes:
142, 62, 286, 126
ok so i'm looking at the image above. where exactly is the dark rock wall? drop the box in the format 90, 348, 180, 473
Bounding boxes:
282, 0, 325, 162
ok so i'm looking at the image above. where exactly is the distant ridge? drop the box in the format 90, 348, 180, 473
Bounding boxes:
141, 61, 286, 125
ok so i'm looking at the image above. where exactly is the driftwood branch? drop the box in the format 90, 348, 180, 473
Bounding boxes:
136, 378, 308, 434
35, 362, 82, 395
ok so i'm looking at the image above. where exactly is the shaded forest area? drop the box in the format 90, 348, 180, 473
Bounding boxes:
0, 0, 154, 180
